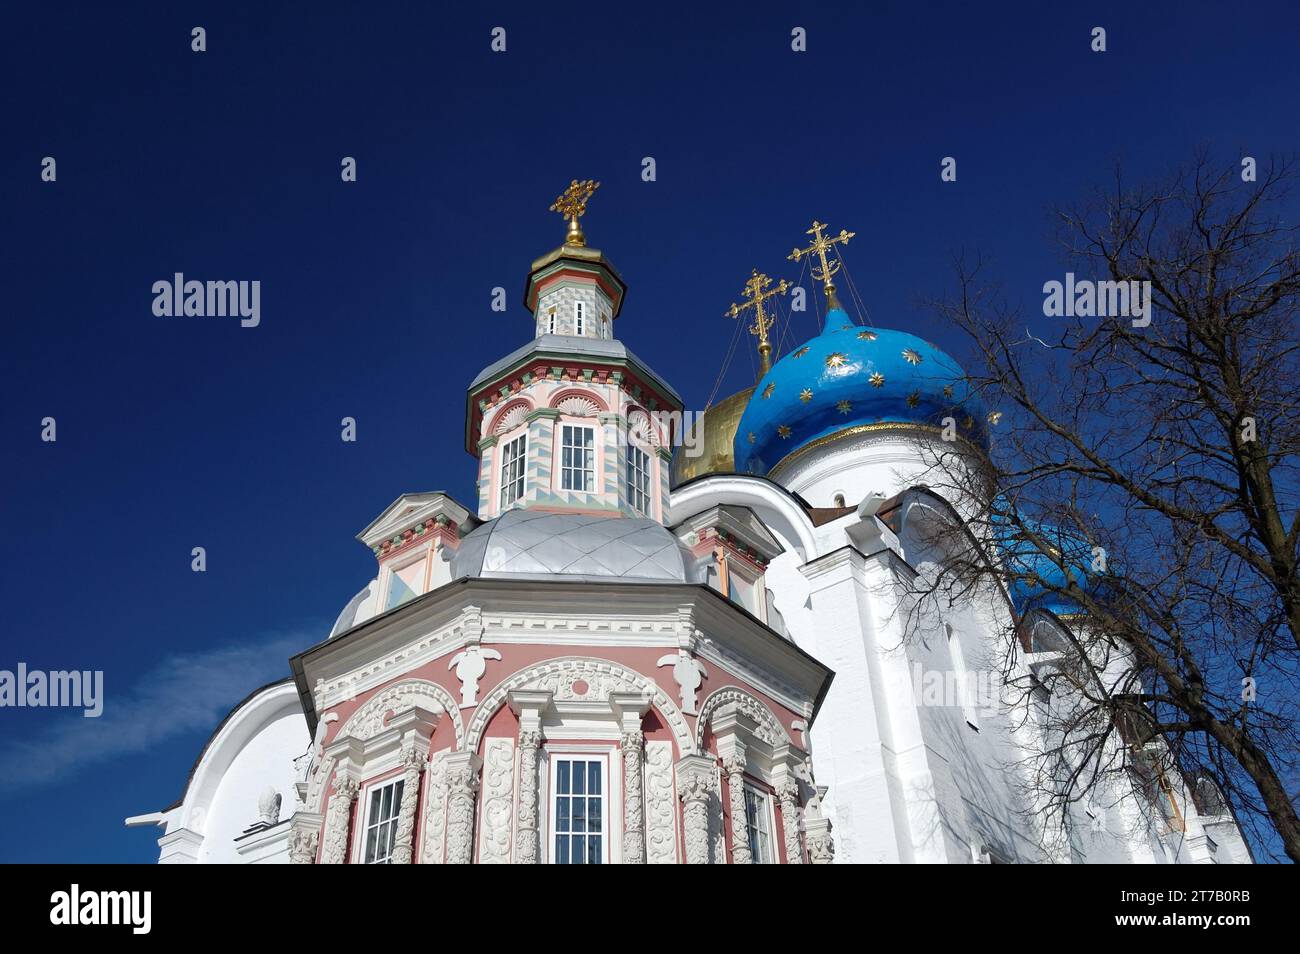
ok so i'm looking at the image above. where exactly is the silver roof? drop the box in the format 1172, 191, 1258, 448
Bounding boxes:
451, 509, 695, 583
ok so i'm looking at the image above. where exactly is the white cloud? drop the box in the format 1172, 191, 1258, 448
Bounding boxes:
0, 631, 313, 795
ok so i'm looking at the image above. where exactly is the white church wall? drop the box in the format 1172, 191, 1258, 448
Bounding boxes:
158, 681, 308, 864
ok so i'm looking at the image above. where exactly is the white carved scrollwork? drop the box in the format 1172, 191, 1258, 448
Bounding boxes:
338, 680, 463, 747
289, 825, 319, 864
514, 730, 543, 863
444, 757, 480, 865
694, 687, 791, 749
320, 773, 358, 864
389, 741, 425, 864
679, 774, 713, 865
420, 750, 449, 864
477, 738, 516, 864
644, 742, 678, 864
723, 751, 752, 865
621, 729, 646, 864
776, 778, 803, 864
465, 657, 694, 757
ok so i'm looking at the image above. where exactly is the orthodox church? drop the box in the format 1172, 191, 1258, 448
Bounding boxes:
126, 182, 1251, 864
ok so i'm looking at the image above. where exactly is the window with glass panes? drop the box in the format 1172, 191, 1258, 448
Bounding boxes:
560, 424, 595, 492
627, 444, 651, 515
362, 778, 405, 864
498, 433, 527, 509
743, 784, 774, 863
575, 301, 586, 335
551, 755, 606, 864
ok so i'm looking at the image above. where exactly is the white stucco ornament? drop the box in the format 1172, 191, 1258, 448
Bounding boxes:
657, 650, 707, 715
449, 645, 503, 708
258, 786, 282, 826
313, 711, 338, 760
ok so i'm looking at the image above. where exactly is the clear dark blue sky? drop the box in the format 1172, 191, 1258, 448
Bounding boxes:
1, 2, 1295, 862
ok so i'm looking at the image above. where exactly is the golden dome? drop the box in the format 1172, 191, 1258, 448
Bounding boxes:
671, 387, 754, 485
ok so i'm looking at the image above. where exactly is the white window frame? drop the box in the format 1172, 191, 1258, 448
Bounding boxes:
357, 775, 405, 864
547, 751, 610, 864
743, 783, 776, 864
574, 300, 586, 336
498, 431, 527, 510
547, 309, 556, 335
559, 423, 596, 493
626, 442, 652, 516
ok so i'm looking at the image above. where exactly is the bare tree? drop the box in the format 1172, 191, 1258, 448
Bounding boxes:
910, 151, 1300, 861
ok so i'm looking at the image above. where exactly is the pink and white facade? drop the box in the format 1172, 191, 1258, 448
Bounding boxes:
128, 213, 1251, 866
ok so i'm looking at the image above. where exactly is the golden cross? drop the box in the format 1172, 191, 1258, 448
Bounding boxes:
726, 269, 792, 377
549, 179, 601, 247
788, 219, 855, 311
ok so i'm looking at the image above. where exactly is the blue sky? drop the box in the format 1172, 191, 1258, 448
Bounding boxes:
1, 2, 1296, 862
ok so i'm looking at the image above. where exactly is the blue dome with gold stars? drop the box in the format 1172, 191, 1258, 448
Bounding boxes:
733, 307, 988, 475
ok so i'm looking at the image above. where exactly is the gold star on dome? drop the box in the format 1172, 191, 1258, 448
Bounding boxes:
825, 352, 848, 369
799, 388, 813, 403
762, 383, 775, 399
857, 330, 877, 341
963, 415, 975, 430
906, 391, 921, 408
943, 384, 954, 399
836, 399, 852, 415
777, 424, 792, 438
869, 372, 885, 388
791, 346, 810, 359
747, 431, 756, 444
902, 348, 923, 365
987, 410, 1003, 426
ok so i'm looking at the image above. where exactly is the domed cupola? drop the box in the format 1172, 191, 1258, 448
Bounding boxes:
725, 219, 989, 505
733, 305, 988, 476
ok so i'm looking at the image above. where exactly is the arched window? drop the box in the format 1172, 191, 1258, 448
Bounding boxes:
833, 493, 846, 508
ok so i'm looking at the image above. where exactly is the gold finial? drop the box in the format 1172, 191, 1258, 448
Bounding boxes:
549, 179, 601, 247
726, 269, 793, 377
788, 219, 855, 311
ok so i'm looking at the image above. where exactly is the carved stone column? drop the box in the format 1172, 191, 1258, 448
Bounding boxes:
610, 692, 651, 864
775, 779, 803, 864
621, 729, 646, 863
443, 751, 482, 864
320, 772, 358, 864
288, 812, 322, 864
509, 689, 552, 863
676, 754, 717, 864
722, 749, 752, 864
389, 740, 426, 864
514, 729, 543, 863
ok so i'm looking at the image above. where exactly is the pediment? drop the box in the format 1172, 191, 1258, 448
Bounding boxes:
356, 492, 477, 549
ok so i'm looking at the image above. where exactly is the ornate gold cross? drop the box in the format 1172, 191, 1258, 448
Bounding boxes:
789, 219, 854, 311
549, 179, 601, 247
726, 269, 793, 377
